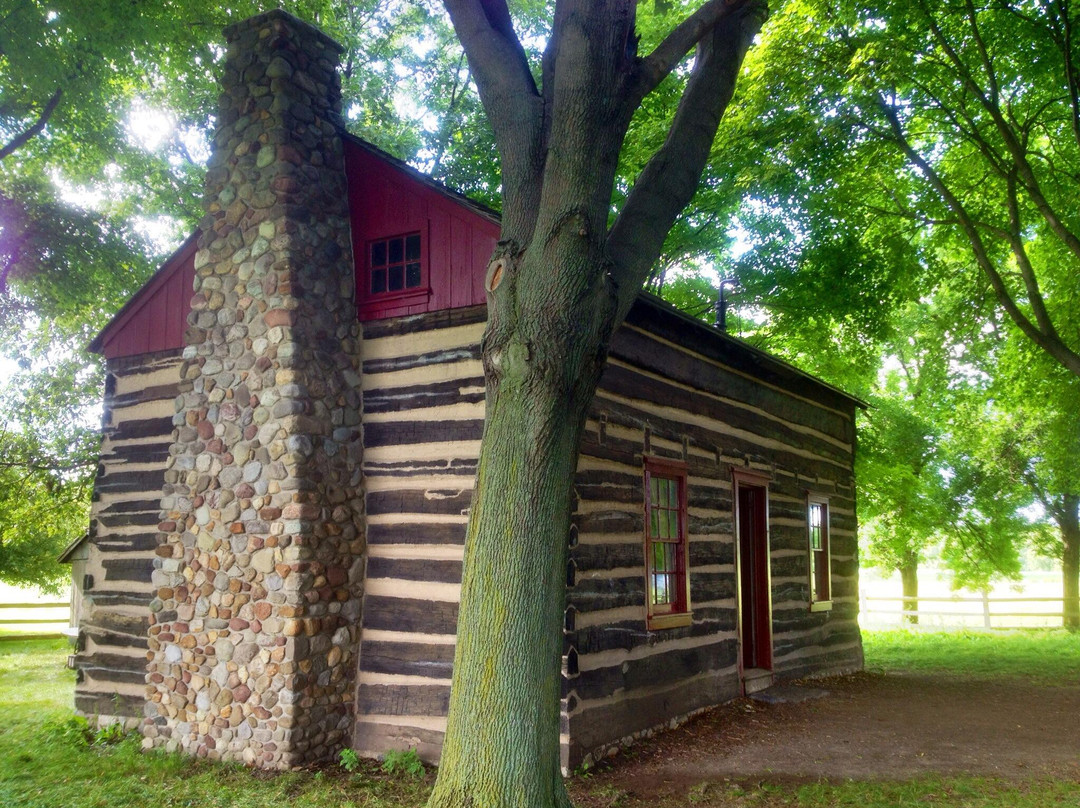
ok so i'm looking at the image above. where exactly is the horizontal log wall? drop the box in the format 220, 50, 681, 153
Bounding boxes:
76, 350, 181, 724
351, 307, 485, 764
564, 312, 861, 768
350, 302, 861, 771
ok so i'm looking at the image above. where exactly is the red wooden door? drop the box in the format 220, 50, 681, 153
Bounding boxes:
737, 482, 772, 672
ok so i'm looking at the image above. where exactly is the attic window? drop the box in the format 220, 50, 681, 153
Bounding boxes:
369, 232, 422, 296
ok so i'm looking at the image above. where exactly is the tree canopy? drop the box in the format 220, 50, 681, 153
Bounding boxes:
734, 0, 1080, 377
0, 0, 481, 590
710, 0, 1079, 621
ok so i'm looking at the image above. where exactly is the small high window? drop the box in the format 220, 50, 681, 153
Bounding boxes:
644, 457, 691, 629
807, 495, 832, 611
369, 232, 422, 296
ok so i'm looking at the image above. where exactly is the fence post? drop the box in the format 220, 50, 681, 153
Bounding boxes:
982, 590, 991, 629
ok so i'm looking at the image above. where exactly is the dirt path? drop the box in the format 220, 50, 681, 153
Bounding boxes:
575, 671, 1080, 800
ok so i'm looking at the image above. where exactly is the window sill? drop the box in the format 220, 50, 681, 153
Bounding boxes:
647, 611, 692, 630
357, 287, 431, 316
810, 600, 833, 613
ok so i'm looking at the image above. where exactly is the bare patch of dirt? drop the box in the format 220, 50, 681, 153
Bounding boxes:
571, 671, 1080, 801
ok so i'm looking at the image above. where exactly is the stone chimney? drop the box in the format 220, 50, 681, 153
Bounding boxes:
144, 10, 365, 768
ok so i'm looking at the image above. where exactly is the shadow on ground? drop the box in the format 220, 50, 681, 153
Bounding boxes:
570, 671, 1080, 801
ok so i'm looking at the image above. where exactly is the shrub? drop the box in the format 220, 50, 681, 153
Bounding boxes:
381, 747, 425, 779
338, 747, 360, 773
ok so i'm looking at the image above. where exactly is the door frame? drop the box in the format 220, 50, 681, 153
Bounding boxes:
732, 467, 774, 683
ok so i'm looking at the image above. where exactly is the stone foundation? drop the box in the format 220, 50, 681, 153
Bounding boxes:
143, 10, 365, 768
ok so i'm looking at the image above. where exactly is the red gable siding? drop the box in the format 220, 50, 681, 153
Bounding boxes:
90, 234, 198, 360
92, 139, 502, 357
343, 138, 500, 321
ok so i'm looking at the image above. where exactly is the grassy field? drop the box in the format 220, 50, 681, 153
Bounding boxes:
1, 631, 1077, 808
864, 628, 1080, 685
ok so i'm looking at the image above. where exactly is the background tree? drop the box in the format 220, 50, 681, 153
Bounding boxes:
0, 0, 456, 590
858, 389, 944, 624
703, 0, 1079, 624
0, 341, 98, 592
973, 337, 1080, 627
737, 0, 1080, 379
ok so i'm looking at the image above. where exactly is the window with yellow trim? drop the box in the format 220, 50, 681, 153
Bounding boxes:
807, 495, 832, 611
644, 458, 691, 629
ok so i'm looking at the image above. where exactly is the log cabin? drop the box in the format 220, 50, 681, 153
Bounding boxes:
72, 9, 864, 773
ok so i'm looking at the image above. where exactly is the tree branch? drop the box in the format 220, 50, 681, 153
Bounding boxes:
908, 77, 1011, 179
877, 97, 1080, 377
1037, 0, 1080, 149
1058, 0, 1080, 148
1004, 169, 1059, 339
628, 0, 757, 103
442, 0, 544, 238
607, 2, 766, 319
963, 0, 999, 101
443, 0, 536, 103
920, 2, 1080, 262
430, 50, 470, 176
0, 89, 62, 161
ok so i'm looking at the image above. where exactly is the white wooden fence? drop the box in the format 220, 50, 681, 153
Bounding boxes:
860, 593, 1070, 629
0, 601, 70, 641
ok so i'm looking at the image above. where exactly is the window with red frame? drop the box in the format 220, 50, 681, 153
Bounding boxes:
644, 458, 691, 629
368, 232, 422, 297
807, 495, 832, 611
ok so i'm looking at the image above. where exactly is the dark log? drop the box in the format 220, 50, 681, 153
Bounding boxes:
353, 720, 446, 764
93, 469, 168, 496
357, 683, 451, 716
94, 535, 161, 553
362, 595, 459, 634
360, 304, 486, 339
359, 640, 456, 679
366, 488, 474, 517
571, 636, 738, 702
101, 442, 173, 465
95, 511, 161, 530
75, 691, 144, 718
88, 591, 154, 608
567, 667, 741, 761
363, 344, 482, 375
622, 299, 860, 421
363, 378, 486, 415
105, 417, 174, 442
102, 557, 155, 583
366, 556, 463, 584
366, 521, 467, 546
363, 419, 484, 448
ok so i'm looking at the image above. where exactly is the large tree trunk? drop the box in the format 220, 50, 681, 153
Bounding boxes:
1061, 493, 1079, 630
427, 249, 607, 808
899, 552, 919, 626
430, 3, 765, 805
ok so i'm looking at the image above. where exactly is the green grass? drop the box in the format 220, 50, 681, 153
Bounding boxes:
0, 625, 68, 639
2, 634, 1079, 808
863, 628, 1080, 684
0, 638, 75, 721
0, 640, 433, 808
